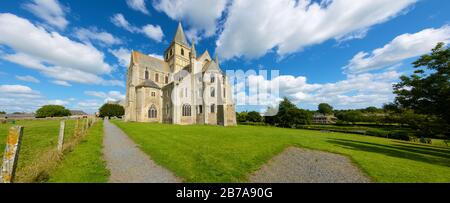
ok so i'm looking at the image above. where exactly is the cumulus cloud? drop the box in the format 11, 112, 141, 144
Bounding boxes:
23, 0, 69, 30
344, 25, 450, 74
74, 27, 122, 46
109, 48, 131, 67
142, 24, 164, 42
232, 70, 401, 109
85, 90, 125, 103
16, 75, 40, 83
127, 0, 150, 15
216, 0, 417, 60
153, 0, 228, 40
0, 13, 122, 87
111, 13, 164, 42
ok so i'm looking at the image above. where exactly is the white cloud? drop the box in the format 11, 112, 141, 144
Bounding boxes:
111, 13, 164, 42
0, 84, 35, 94
0, 13, 111, 74
153, 0, 228, 40
0, 13, 122, 87
74, 27, 122, 46
52, 80, 71, 86
142, 24, 164, 42
344, 25, 450, 74
47, 99, 69, 105
127, 0, 150, 15
16, 75, 40, 83
85, 90, 125, 103
233, 70, 401, 109
23, 0, 69, 30
149, 53, 163, 60
216, 0, 417, 60
109, 48, 131, 67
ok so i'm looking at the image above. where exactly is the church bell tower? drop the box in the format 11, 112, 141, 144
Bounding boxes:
164, 22, 191, 73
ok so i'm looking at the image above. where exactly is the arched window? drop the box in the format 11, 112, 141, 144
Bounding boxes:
210, 87, 215, 97
148, 105, 157, 118
210, 75, 215, 83
211, 104, 215, 113
181, 48, 184, 56
182, 104, 191, 117
145, 70, 149, 79
165, 76, 169, 84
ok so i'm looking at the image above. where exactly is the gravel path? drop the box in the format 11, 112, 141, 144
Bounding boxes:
249, 147, 371, 183
103, 120, 181, 183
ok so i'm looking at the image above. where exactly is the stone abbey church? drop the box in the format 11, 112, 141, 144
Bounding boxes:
124, 23, 237, 126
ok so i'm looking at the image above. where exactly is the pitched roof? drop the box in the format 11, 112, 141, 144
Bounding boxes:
136, 80, 161, 89
70, 110, 87, 115
132, 51, 170, 73
172, 22, 189, 46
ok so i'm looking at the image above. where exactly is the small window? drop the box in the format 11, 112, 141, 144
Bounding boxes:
211, 75, 215, 83
165, 76, 169, 84
199, 105, 203, 114
181, 48, 184, 56
145, 70, 149, 80
151, 92, 156, 97
210, 87, 215, 97
170, 49, 173, 56
211, 104, 215, 113
155, 73, 159, 83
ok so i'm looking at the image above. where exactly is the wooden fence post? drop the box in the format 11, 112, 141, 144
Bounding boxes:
1, 126, 24, 183
57, 120, 65, 152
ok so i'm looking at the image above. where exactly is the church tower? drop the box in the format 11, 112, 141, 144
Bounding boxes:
164, 22, 191, 73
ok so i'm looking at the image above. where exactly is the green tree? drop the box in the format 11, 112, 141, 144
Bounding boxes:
364, 106, 379, 113
36, 105, 71, 118
274, 97, 312, 128
318, 103, 333, 115
0, 111, 6, 115
99, 104, 124, 118
393, 42, 450, 136
247, 111, 262, 122
236, 112, 248, 123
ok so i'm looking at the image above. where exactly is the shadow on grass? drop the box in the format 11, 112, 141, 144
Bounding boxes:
327, 138, 450, 167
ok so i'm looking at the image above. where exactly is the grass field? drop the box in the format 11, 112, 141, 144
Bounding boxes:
0, 119, 79, 181
112, 120, 450, 183
48, 121, 110, 183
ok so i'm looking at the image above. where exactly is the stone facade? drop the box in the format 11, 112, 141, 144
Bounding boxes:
124, 23, 237, 126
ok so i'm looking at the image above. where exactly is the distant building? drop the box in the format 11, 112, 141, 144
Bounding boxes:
69, 110, 88, 118
313, 113, 337, 124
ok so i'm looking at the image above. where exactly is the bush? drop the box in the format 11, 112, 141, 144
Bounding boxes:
99, 104, 124, 118
36, 105, 71, 118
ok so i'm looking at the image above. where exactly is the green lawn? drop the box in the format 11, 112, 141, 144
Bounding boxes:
48, 121, 110, 183
0, 119, 78, 181
112, 120, 450, 183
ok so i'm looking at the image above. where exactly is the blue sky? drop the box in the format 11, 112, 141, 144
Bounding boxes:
0, 0, 449, 113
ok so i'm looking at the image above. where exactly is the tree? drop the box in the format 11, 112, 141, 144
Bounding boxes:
99, 104, 124, 118
247, 111, 262, 122
274, 97, 312, 128
236, 112, 248, 123
0, 111, 6, 115
393, 42, 450, 136
318, 103, 333, 115
36, 105, 71, 118
364, 106, 379, 113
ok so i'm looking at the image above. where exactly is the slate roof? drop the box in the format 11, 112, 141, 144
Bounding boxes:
173, 22, 189, 47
